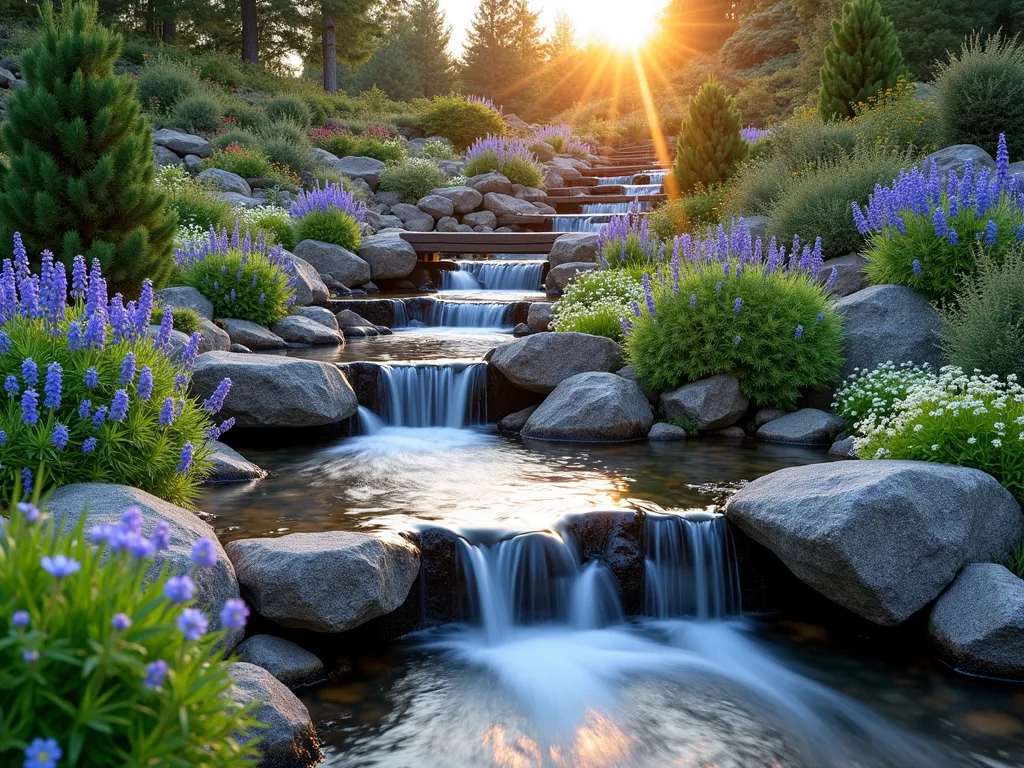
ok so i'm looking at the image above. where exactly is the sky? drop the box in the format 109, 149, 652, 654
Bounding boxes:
440, 0, 671, 57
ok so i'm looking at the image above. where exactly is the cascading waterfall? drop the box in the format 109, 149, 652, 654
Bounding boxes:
373, 362, 488, 428
390, 299, 408, 329
553, 169, 667, 231
389, 299, 514, 329
440, 261, 544, 291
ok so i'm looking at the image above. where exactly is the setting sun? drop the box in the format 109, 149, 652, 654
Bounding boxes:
588, 0, 663, 50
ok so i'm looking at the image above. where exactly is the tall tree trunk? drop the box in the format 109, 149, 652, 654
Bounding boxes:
322, 6, 338, 93
241, 0, 259, 64
161, 17, 175, 44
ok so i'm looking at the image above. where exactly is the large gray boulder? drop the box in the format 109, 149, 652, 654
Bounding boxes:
923, 144, 995, 181
207, 441, 267, 483
549, 233, 600, 268
929, 563, 1024, 679
429, 185, 483, 214
292, 240, 370, 288
197, 167, 251, 197
757, 408, 844, 445
229, 663, 321, 767
271, 315, 343, 345
545, 262, 599, 293
390, 203, 435, 232
834, 285, 942, 380
217, 318, 286, 351
191, 352, 358, 428
818, 254, 868, 298
358, 234, 418, 280
416, 194, 456, 219
660, 375, 748, 432
467, 172, 513, 196
527, 302, 553, 333
225, 531, 420, 633
489, 332, 625, 394
726, 461, 1023, 625
310, 147, 340, 168
197, 318, 231, 354
236, 635, 326, 689
462, 210, 497, 229
157, 286, 213, 320
336, 156, 386, 188
48, 484, 242, 647
522, 372, 653, 442
153, 144, 182, 167
290, 306, 339, 332
278, 252, 329, 306
153, 128, 211, 157
483, 192, 538, 217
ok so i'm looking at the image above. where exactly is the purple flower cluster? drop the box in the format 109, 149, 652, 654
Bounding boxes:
597, 205, 664, 265
740, 126, 772, 143
534, 123, 591, 156
465, 134, 539, 167
467, 94, 501, 114
289, 181, 367, 222
90, 506, 172, 560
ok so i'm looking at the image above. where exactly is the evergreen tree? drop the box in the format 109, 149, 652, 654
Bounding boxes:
355, 30, 424, 101
461, 0, 519, 102
321, 0, 380, 93
546, 11, 578, 60
0, 1, 176, 296
817, 0, 905, 120
670, 76, 748, 197
407, 0, 455, 97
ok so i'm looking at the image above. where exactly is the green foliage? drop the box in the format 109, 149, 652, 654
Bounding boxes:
201, 144, 274, 180
237, 206, 297, 250
934, 33, 1024, 159
151, 305, 202, 335
378, 158, 449, 204
154, 167, 234, 233
832, 360, 935, 435
168, 94, 223, 135
419, 139, 458, 160
767, 148, 907, 260
218, 98, 267, 130
136, 59, 198, 114
293, 209, 362, 252
0, 495, 260, 767
941, 247, 1024, 382
671, 77, 748, 196
720, 1, 805, 70
176, 246, 295, 327
863, 194, 1024, 301
626, 262, 843, 408
760, 115, 859, 170
463, 152, 543, 188
650, 185, 730, 240
1002, 540, 1024, 579
0, 2, 177, 296
551, 269, 644, 342
258, 119, 309, 148
259, 137, 314, 175
660, 416, 700, 435
817, 0, 906, 120
352, 138, 407, 165
211, 128, 260, 151
264, 96, 312, 129
851, 78, 940, 153
420, 96, 507, 150
850, 365, 1024, 501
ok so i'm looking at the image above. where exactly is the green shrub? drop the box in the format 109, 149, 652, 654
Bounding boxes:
818, 0, 906, 120
551, 269, 644, 342
650, 185, 730, 240
154, 167, 234, 233
935, 33, 1024, 159
767, 148, 907, 260
195, 52, 244, 87
420, 96, 507, 150
941, 247, 1024, 382
264, 96, 312, 128
420, 139, 458, 160
312, 129, 356, 158
292, 209, 362, 252
761, 115, 860, 170
168, 94, 222, 135
259, 119, 309, 148
597, 211, 665, 270
850, 365, 1024, 501
0, 491, 260, 767
378, 158, 449, 204
175, 229, 296, 327
237, 205, 297, 250
0, 246, 233, 505
832, 360, 935, 435
671, 76, 748, 196
151, 305, 202, 335
136, 59, 197, 113
218, 97, 266, 129
720, 1, 804, 70
852, 78, 940, 153
616, 112, 650, 145
201, 143, 274, 179
259, 137, 314, 175
626, 255, 843, 409
0, 3, 176, 296
352, 137, 407, 165
730, 157, 792, 216
210, 128, 259, 151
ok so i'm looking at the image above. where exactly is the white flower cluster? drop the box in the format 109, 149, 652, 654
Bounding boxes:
234, 205, 293, 229
833, 360, 934, 428
550, 270, 644, 331
153, 165, 192, 193
174, 223, 209, 249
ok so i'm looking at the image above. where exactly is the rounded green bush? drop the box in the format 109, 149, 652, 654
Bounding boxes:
650, 185, 729, 240
151, 305, 202, 335
935, 33, 1024, 158
293, 209, 362, 252
0, 498, 260, 767
259, 118, 309, 148
175, 233, 296, 327
264, 96, 312, 128
420, 96, 507, 150
136, 60, 197, 113
463, 150, 543, 187
352, 137, 407, 165
155, 167, 234, 232
378, 158, 449, 204
626, 261, 843, 409
218, 98, 266, 129
210, 128, 259, 151
201, 144, 274, 179
168, 94, 222, 135
259, 137, 314, 175
239, 206, 297, 250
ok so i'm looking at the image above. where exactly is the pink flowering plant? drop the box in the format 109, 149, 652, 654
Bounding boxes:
0, 235, 233, 507
0, 485, 261, 767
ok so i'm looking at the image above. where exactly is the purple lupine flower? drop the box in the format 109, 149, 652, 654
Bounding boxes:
178, 608, 208, 641
81, 437, 97, 454
83, 306, 107, 350
137, 366, 154, 401
71, 255, 88, 300
112, 613, 132, 630
948, 228, 959, 246
202, 378, 231, 413
119, 352, 136, 385
733, 297, 742, 314
164, 574, 197, 603
159, 397, 176, 427
109, 389, 130, 422
150, 521, 171, 552
128, 537, 155, 559
220, 598, 250, 631
932, 207, 947, 238
13, 610, 29, 628
51, 424, 69, 450
43, 362, 61, 408
21, 358, 38, 386
5, 375, 18, 397
134, 280, 154, 335
17, 502, 40, 522
641, 273, 656, 316
288, 182, 367, 222
689, 294, 697, 309
78, 399, 92, 419
912, 259, 922, 276
985, 219, 998, 245
191, 538, 218, 567
21, 467, 33, 493
740, 125, 772, 143
795, 325, 804, 339
85, 366, 99, 390
41, 554, 80, 578
92, 405, 108, 428
817, 312, 824, 324
0, 431, 7, 446
733, 335, 741, 345
825, 267, 838, 291
178, 333, 201, 372
0, 330, 10, 354
21, 388, 38, 425
177, 442, 194, 473
120, 506, 143, 534
154, 305, 174, 354
143, 659, 168, 690
996, 133, 1010, 186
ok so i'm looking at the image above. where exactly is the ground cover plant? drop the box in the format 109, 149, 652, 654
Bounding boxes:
550, 269, 644, 342
289, 182, 365, 252
463, 136, 543, 188
419, 96, 507, 150
378, 159, 451, 204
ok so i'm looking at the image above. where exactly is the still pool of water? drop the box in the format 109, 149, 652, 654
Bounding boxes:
198, 428, 837, 540
273, 328, 514, 364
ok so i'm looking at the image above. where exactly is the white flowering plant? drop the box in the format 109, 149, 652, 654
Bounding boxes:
847, 365, 1024, 501
832, 361, 935, 436
551, 269, 644, 342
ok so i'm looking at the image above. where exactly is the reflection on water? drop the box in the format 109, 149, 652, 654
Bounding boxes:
277, 328, 514, 364
199, 429, 838, 540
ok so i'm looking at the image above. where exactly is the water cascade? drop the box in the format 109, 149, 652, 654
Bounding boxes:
440, 261, 544, 291
552, 169, 667, 232
373, 362, 488, 428
389, 299, 514, 329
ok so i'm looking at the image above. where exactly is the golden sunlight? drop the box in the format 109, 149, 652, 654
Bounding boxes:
586, 0, 664, 51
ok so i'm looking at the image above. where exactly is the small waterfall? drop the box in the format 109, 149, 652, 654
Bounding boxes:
390, 300, 408, 329
599, 174, 634, 185
442, 262, 544, 291
551, 214, 614, 233
389, 299, 515, 328
375, 363, 487, 428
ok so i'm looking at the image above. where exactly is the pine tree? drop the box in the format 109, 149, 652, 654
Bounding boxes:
355, 30, 424, 101
546, 11, 578, 60
0, 1, 176, 296
461, 0, 519, 102
407, 0, 455, 98
817, 0, 906, 120
670, 76, 748, 197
